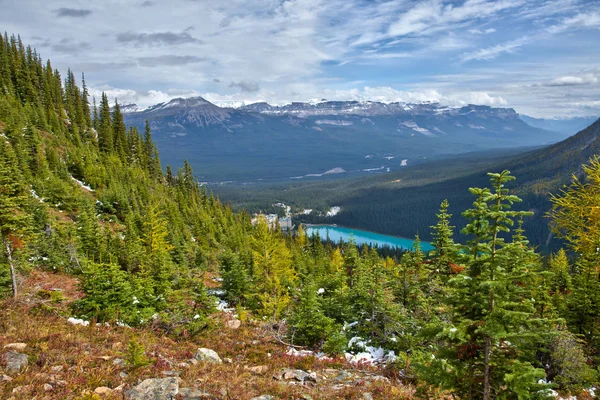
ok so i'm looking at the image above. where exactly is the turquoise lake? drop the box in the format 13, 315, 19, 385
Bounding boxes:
304, 225, 433, 251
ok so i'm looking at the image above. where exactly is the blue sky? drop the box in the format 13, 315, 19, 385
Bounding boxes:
1, 0, 599, 117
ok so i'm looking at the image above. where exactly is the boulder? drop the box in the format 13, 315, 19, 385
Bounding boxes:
5, 352, 28, 374
250, 396, 274, 400
194, 348, 222, 364
248, 365, 269, 375
125, 377, 178, 400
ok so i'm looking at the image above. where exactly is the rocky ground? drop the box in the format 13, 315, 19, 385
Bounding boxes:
0, 270, 415, 399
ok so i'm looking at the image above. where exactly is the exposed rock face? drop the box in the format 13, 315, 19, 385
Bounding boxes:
4, 351, 28, 374
125, 377, 179, 400
194, 348, 222, 364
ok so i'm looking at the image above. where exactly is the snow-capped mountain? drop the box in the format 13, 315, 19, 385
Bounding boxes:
122, 96, 570, 181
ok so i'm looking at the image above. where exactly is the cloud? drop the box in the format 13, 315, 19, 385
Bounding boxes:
460, 37, 528, 62
229, 80, 260, 92
534, 69, 600, 87
137, 55, 208, 66
387, 0, 523, 38
51, 38, 90, 54
468, 28, 496, 35
140, 1, 155, 6
548, 12, 600, 34
116, 31, 203, 46
55, 8, 92, 18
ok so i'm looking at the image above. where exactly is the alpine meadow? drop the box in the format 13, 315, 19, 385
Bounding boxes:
1, 0, 600, 399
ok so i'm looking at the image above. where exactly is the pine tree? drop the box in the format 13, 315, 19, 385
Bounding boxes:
0, 140, 31, 298
97, 93, 113, 153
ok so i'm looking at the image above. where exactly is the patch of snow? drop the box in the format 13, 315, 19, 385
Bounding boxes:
468, 124, 485, 130
326, 206, 341, 217
317, 288, 325, 294
302, 209, 313, 215
30, 188, 44, 203
402, 121, 434, 136
71, 176, 94, 191
68, 317, 90, 326
315, 119, 353, 126
216, 299, 234, 313
400, 159, 408, 167
384, 156, 395, 160
285, 347, 332, 361
363, 166, 385, 172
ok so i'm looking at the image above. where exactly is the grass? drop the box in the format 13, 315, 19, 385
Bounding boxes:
0, 269, 415, 399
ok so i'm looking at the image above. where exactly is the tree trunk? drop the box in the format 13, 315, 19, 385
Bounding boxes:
3, 239, 17, 299
483, 335, 491, 400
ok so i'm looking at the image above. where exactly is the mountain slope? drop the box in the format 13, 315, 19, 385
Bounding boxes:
520, 115, 598, 135
124, 98, 565, 181
250, 118, 600, 251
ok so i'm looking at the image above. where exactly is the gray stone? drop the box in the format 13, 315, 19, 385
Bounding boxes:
5, 351, 28, 374
250, 396, 274, 400
362, 393, 374, 400
113, 358, 126, 367
1, 374, 13, 382
194, 348, 222, 364
179, 387, 215, 399
125, 378, 179, 400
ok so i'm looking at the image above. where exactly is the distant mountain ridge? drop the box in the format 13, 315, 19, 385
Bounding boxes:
519, 114, 598, 135
122, 96, 568, 181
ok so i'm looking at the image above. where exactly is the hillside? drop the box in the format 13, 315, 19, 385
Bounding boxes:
123, 98, 564, 181
217, 119, 600, 251
2, 33, 600, 400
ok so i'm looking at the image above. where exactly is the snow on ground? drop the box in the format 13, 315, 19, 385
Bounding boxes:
345, 336, 397, 365
71, 176, 94, 191
67, 317, 90, 326
285, 347, 333, 361
326, 206, 341, 217
302, 209, 313, 215
363, 166, 385, 172
400, 159, 408, 167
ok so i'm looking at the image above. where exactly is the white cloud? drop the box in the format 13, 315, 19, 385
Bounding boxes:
460, 37, 528, 62
548, 12, 600, 34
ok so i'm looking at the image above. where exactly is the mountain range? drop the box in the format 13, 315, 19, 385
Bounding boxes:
123, 97, 574, 181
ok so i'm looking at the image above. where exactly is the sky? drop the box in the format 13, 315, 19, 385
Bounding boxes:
1, 0, 599, 117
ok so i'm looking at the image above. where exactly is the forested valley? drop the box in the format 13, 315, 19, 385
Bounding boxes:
1, 34, 600, 399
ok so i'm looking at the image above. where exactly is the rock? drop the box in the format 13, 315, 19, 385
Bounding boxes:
179, 387, 215, 399
224, 357, 233, 364
113, 384, 126, 392
97, 355, 112, 361
113, 358, 126, 367
94, 386, 113, 395
119, 371, 129, 379
12, 385, 32, 394
250, 396, 274, 400
161, 370, 181, 377
274, 368, 316, 383
43, 383, 53, 392
50, 365, 64, 373
4, 343, 27, 351
125, 378, 179, 400
194, 348, 222, 364
362, 393, 374, 400
178, 362, 190, 369
225, 319, 241, 329
5, 351, 28, 374
248, 365, 269, 375
1, 374, 13, 382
